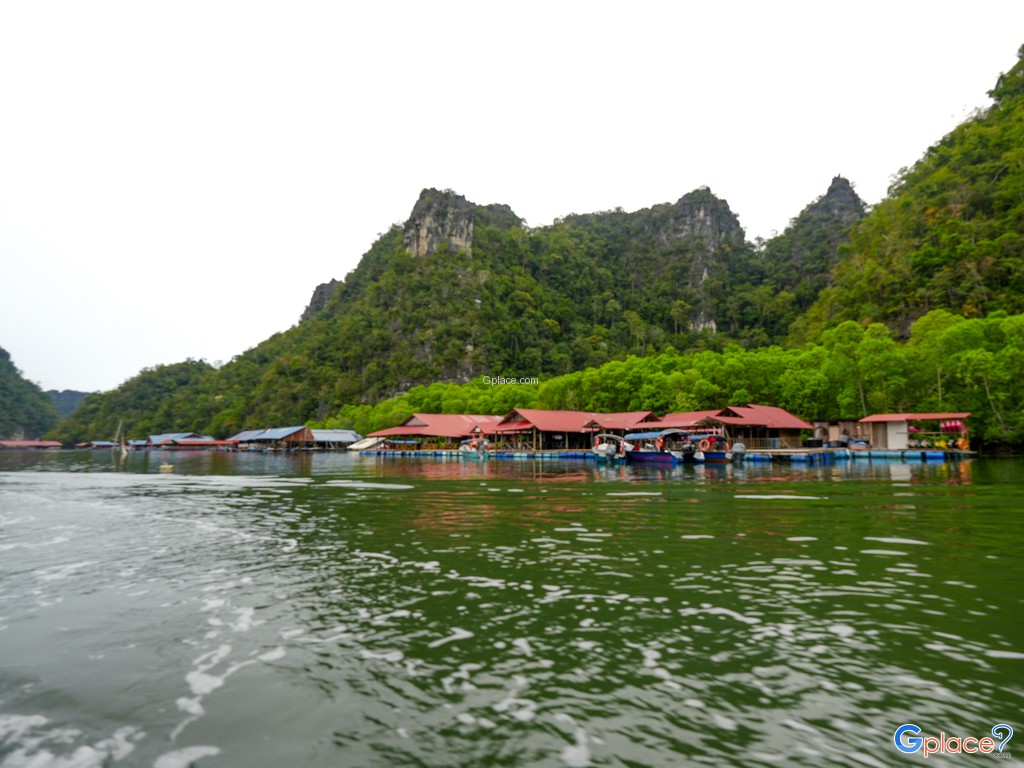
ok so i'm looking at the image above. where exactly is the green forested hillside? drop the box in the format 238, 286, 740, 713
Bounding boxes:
796, 45, 1024, 339
48, 45, 1024, 446
49, 360, 215, 443
323, 310, 1024, 446
52, 180, 861, 442
0, 346, 60, 438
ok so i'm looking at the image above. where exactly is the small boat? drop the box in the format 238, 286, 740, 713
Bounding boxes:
458, 437, 490, 460
624, 429, 704, 464
591, 434, 630, 462
695, 434, 737, 463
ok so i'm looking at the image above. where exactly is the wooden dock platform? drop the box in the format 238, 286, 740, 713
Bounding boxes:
360, 447, 974, 463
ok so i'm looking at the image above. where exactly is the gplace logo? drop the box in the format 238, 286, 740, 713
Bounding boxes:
894, 723, 1013, 758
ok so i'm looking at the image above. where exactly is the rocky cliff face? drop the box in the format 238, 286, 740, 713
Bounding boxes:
301, 279, 340, 321
302, 189, 522, 321
650, 187, 747, 252
803, 176, 865, 228
403, 189, 476, 258
625, 187, 748, 333
403, 188, 522, 258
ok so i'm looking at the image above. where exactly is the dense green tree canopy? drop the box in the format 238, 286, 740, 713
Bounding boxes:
48, 45, 1024, 448
319, 311, 1024, 446
797, 45, 1024, 339
0, 346, 60, 439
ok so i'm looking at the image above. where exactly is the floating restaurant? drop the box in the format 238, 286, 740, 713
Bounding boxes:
360, 405, 975, 463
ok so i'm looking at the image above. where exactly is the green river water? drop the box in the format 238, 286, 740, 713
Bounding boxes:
0, 451, 1021, 767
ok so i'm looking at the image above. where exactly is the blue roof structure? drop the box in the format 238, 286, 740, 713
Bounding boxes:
257, 426, 308, 440
149, 432, 202, 445
228, 429, 268, 442
311, 429, 362, 443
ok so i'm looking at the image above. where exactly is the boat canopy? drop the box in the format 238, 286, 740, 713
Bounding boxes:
624, 428, 693, 441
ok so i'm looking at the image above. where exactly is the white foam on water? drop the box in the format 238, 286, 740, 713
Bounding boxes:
679, 605, 761, 625
984, 649, 1024, 659
828, 624, 856, 638
787, 536, 818, 542
711, 713, 738, 731
0, 718, 143, 768
428, 627, 474, 648
258, 646, 286, 662
681, 535, 714, 540
606, 491, 661, 497
360, 649, 405, 662
863, 536, 929, 546
231, 607, 259, 632
735, 494, 824, 500
512, 638, 533, 656
34, 561, 98, 582
355, 551, 398, 563
321, 481, 415, 490
860, 549, 908, 557
186, 671, 224, 697
153, 746, 221, 768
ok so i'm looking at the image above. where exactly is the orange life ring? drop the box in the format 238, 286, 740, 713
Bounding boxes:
655, 437, 664, 450
698, 438, 710, 451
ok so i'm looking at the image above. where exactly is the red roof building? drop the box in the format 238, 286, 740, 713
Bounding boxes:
695, 404, 815, 449
584, 411, 657, 431
654, 410, 723, 430
368, 414, 504, 441
0, 440, 63, 450
493, 409, 595, 450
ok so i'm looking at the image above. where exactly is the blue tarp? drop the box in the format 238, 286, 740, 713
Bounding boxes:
624, 429, 697, 441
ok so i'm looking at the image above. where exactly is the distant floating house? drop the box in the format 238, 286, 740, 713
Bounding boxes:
859, 412, 971, 450
653, 410, 725, 430
363, 405, 819, 454
0, 440, 62, 450
149, 432, 206, 448
368, 414, 504, 446
311, 429, 362, 450
228, 426, 316, 451
582, 411, 658, 433
493, 409, 603, 450
701, 404, 814, 449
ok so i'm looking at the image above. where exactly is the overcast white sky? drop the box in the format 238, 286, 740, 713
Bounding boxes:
2, 2, 1022, 393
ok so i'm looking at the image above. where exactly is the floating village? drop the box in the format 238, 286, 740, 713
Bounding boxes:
1, 405, 975, 465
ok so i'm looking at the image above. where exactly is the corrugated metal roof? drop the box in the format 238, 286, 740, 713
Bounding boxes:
149, 432, 201, 445
0, 440, 63, 448
585, 411, 653, 430
229, 429, 268, 442
860, 412, 971, 423
311, 429, 362, 442
257, 426, 311, 440
495, 409, 597, 433
654, 411, 722, 428
715, 404, 814, 430
369, 414, 502, 439
168, 439, 238, 447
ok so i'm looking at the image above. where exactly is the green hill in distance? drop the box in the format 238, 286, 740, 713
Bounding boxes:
48, 45, 1024, 447
0, 346, 60, 439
